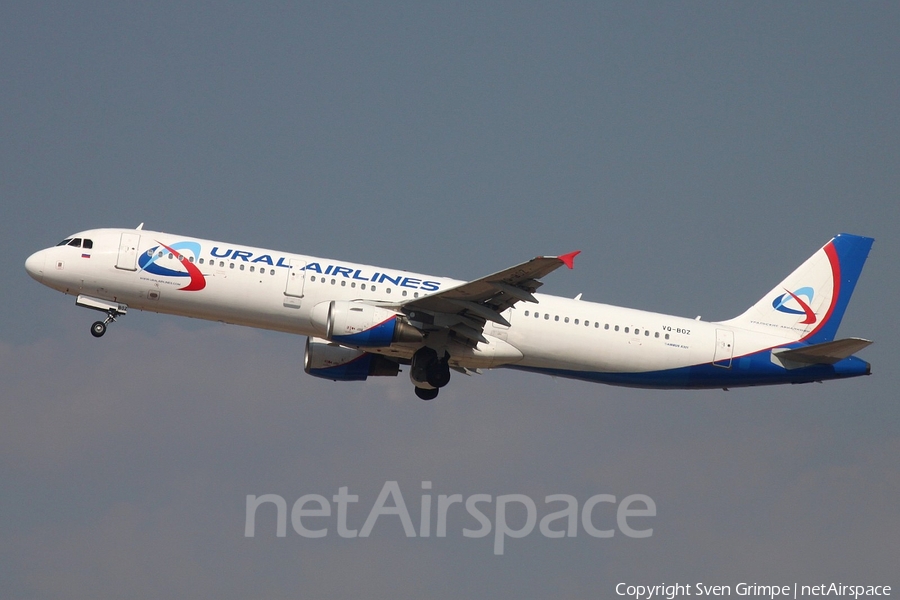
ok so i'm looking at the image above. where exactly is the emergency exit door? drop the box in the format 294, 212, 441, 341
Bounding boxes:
283, 258, 306, 307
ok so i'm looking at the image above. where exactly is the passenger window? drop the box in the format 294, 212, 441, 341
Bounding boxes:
614, 325, 619, 331
372, 286, 377, 292
189, 256, 194, 263
83, 239, 93, 249
624, 327, 629, 333
555, 315, 559, 322
230, 263, 234, 269
564, 317, 569, 323
240, 264, 245, 271
69, 238, 82, 248
654, 332, 659, 338
361, 284, 366, 290
270, 269, 275, 275
524, 310, 529, 316
413, 292, 417, 297
635, 329, 639, 335
341, 280, 346, 286
605, 324, 609, 330
645, 330, 650, 336
665, 334, 670, 340
351, 282, 356, 288
386, 288, 391, 294
402, 290, 407, 296
331, 279, 336, 285
219, 261, 225, 268
250, 266, 255, 273
199, 258, 204, 264
535, 312, 540, 319
544, 314, 549, 320
575, 319, 579, 325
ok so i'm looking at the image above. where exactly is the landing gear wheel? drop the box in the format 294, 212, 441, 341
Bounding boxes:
426, 361, 450, 388
415, 386, 439, 401
425, 357, 451, 388
90, 321, 107, 338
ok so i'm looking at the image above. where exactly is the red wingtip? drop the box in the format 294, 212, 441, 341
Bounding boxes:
558, 250, 581, 269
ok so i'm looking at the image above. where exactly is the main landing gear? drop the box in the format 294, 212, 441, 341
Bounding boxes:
76, 295, 127, 338
415, 386, 439, 401
410, 347, 451, 401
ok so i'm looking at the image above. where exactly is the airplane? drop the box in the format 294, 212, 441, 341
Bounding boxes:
25, 226, 873, 400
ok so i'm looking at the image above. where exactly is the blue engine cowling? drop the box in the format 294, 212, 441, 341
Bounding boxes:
310, 301, 423, 347
304, 337, 400, 381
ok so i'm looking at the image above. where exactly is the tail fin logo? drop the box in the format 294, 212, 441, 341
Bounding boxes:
772, 287, 817, 324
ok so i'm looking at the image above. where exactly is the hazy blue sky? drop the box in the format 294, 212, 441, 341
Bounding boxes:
2, 3, 898, 598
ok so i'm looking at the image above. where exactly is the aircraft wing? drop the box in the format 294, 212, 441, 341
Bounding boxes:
393, 251, 580, 342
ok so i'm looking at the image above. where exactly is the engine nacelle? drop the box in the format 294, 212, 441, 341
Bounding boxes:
309, 301, 423, 347
304, 337, 400, 381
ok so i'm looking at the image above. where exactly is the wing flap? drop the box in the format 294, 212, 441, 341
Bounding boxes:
449, 322, 489, 344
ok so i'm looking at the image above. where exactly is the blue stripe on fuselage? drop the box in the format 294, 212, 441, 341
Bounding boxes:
503, 350, 870, 389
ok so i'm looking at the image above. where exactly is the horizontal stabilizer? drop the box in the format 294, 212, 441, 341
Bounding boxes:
772, 337, 872, 367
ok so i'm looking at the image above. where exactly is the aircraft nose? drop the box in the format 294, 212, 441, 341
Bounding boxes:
25, 250, 46, 282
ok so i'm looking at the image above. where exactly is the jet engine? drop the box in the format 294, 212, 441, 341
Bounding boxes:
309, 301, 422, 347
304, 337, 400, 381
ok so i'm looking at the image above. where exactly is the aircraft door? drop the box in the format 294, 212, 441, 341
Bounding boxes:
115, 233, 141, 271
283, 258, 306, 307
713, 329, 734, 368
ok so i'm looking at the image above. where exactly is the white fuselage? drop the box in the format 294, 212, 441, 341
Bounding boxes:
26, 228, 802, 387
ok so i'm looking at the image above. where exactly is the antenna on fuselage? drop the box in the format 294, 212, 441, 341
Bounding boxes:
136, 222, 144, 230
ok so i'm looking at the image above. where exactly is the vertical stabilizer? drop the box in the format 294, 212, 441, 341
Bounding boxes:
722, 234, 873, 344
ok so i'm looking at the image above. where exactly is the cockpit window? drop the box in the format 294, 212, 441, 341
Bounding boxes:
56, 238, 73, 246
68, 238, 83, 248
82, 239, 93, 249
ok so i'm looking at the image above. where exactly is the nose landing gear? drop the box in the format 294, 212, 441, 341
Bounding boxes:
76, 295, 127, 338
90, 320, 107, 338
89, 310, 121, 338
